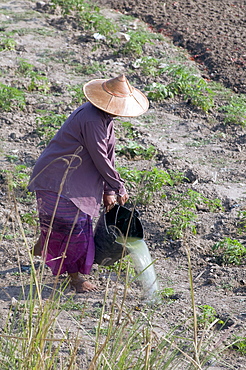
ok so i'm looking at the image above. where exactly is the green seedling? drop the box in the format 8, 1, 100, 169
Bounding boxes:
60, 298, 86, 311
1, 164, 33, 205
17, 58, 50, 93
74, 61, 106, 75
212, 237, 246, 265
17, 58, 34, 75
116, 120, 138, 139
79, 9, 118, 37
0, 37, 16, 51
5, 154, 19, 163
101, 255, 136, 276
68, 84, 86, 105
238, 210, 246, 233
160, 287, 175, 300
197, 305, 224, 329
186, 138, 212, 147
3, 234, 14, 240
231, 336, 246, 355
0, 83, 26, 111
21, 211, 38, 226
132, 56, 160, 76
35, 113, 67, 146
166, 189, 222, 240
2, 165, 29, 191
120, 30, 160, 56
220, 94, 246, 126
27, 74, 50, 93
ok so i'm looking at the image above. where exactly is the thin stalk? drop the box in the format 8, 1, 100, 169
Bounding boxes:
185, 244, 201, 369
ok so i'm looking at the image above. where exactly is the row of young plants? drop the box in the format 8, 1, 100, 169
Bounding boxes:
0, 0, 245, 124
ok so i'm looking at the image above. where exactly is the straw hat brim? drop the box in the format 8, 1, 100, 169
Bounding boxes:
83, 79, 149, 117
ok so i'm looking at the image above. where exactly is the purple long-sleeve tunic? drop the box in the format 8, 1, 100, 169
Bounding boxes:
28, 102, 126, 217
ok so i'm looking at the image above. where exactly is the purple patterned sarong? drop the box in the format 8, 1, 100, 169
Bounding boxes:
36, 190, 95, 276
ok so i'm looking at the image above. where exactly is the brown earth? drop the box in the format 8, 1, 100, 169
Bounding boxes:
0, 1, 245, 369
97, 0, 246, 94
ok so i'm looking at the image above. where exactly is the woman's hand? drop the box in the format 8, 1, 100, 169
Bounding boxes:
117, 193, 129, 205
103, 194, 117, 213
103, 193, 129, 212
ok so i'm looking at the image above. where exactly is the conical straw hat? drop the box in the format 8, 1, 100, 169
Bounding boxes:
83, 74, 149, 117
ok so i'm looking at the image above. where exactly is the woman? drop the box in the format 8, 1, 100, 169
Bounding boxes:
28, 74, 149, 292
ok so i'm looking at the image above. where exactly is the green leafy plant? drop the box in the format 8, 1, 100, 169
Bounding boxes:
78, 8, 118, 37
166, 189, 223, 240
120, 30, 154, 56
231, 336, 246, 355
116, 141, 157, 160
21, 211, 38, 226
212, 237, 246, 265
197, 305, 224, 329
1, 164, 34, 206
0, 36, 16, 51
237, 210, 246, 233
74, 61, 106, 75
220, 94, 246, 126
35, 113, 67, 146
160, 287, 175, 299
0, 83, 26, 111
68, 84, 86, 105
116, 120, 138, 140
101, 255, 136, 277
146, 64, 215, 112
17, 58, 50, 93
2, 165, 29, 191
17, 58, 34, 75
117, 167, 183, 204
52, 0, 118, 37
5, 154, 19, 163
132, 56, 160, 76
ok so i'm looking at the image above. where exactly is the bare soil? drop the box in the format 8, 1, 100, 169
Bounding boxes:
97, 0, 246, 94
0, 1, 245, 369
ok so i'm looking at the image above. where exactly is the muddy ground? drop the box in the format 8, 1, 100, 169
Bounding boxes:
0, 0, 245, 368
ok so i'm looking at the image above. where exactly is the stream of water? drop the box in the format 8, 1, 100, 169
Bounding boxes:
118, 237, 160, 302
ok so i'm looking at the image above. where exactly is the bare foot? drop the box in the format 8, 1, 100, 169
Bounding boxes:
69, 273, 98, 293
31, 235, 42, 256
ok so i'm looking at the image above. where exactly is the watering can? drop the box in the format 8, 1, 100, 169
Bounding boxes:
94, 204, 143, 266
